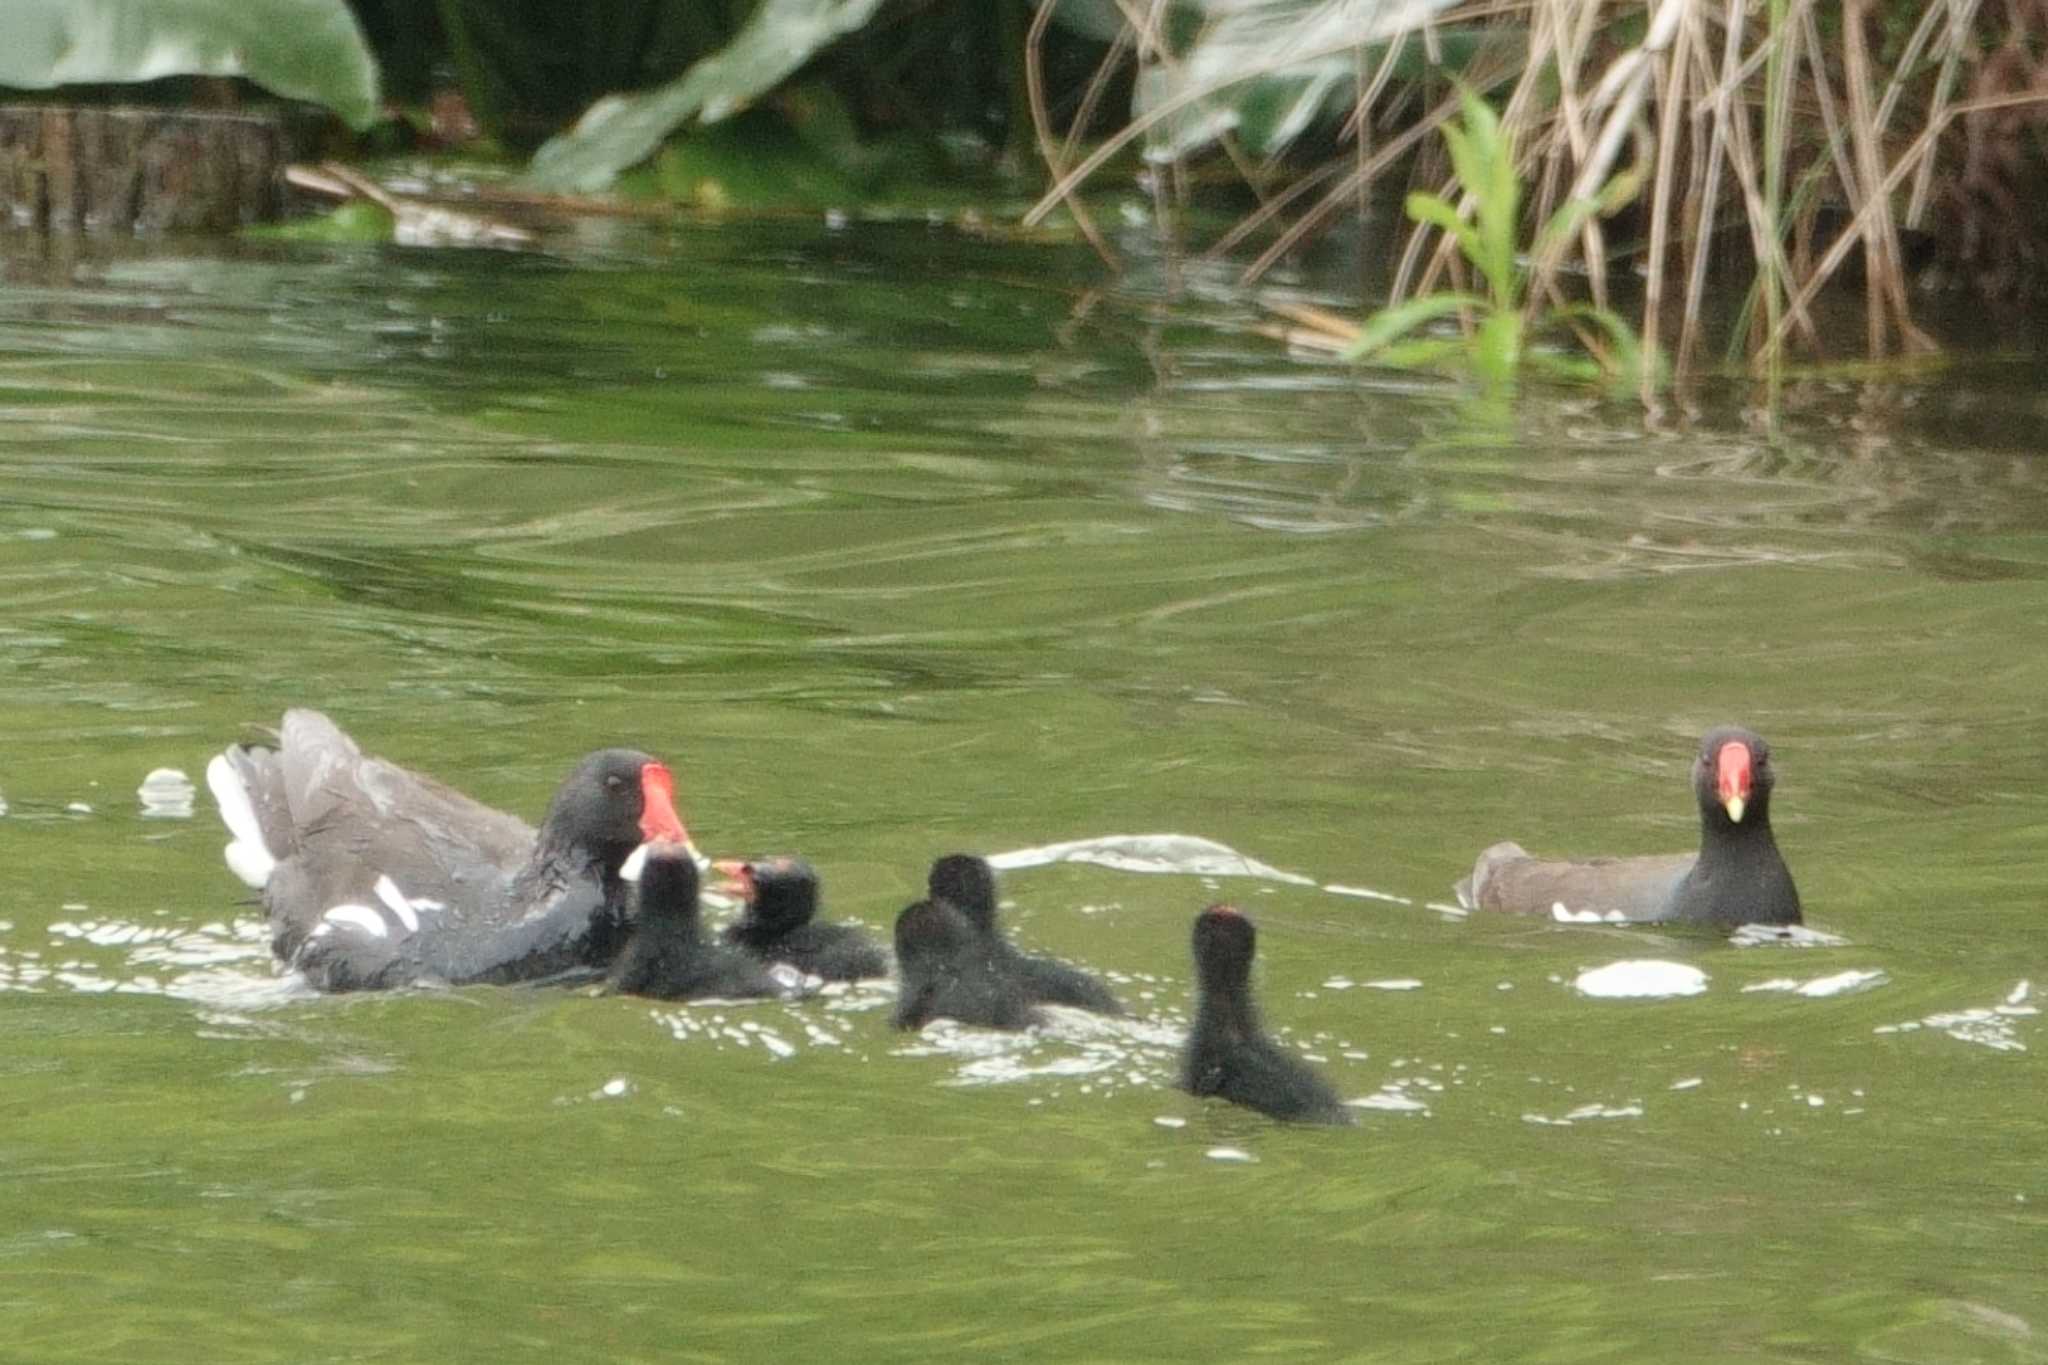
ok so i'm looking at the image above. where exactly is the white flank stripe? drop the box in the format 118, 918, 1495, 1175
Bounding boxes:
373, 876, 422, 934
323, 904, 389, 939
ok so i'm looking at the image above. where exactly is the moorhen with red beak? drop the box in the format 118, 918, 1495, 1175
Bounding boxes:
716, 856, 890, 982
1455, 725, 1802, 926
1182, 905, 1354, 1125
207, 709, 693, 991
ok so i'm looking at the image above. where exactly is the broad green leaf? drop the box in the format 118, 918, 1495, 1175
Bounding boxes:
1472, 309, 1522, 386
1450, 85, 1519, 308
1405, 190, 1483, 279
1436, 111, 1516, 303
0, 0, 380, 128
1373, 337, 1465, 368
1340, 290, 1487, 359
526, 0, 887, 194
1524, 351, 1605, 383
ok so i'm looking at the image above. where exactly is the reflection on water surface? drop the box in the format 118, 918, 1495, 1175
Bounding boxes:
0, 224, 2043, 1360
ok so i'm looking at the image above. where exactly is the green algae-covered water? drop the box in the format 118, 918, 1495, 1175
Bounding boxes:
2, 223, 2044, 1362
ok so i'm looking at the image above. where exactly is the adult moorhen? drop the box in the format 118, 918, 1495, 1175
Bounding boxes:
1182, 905, 1354, 1126
715, 856, 890, 982
926, 853, 1124, 1016
207, 708, 690, 991
892, 899, 1044, 1032
1455, 725, 1802, 926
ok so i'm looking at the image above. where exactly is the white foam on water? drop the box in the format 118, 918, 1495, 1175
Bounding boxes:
137, 768, 195, 819
1876, 981, 2038, 1052
890, 1008, 1182, 1097
1729, 922, 1850, 948
1524, 1101, 1645, 1125
1324, 884, 1414, 905
1741, 969, 1887, 998
1571, 960, 1708, 1000
988, 834, 1315, 885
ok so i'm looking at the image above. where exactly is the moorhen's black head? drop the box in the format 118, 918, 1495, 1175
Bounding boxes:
629, 841, 703, 929
1691, 726, 1776, 830
717, 856, 819, 935
540, 748, 689, 868
894, 898, 976, 967
927, 854, 998, 932
1191, 904, 1256, 996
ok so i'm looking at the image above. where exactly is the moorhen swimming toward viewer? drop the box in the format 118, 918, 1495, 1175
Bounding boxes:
892, 898, 1045, 1032
207, 709, 691, 991
1455, 725, 1802, 926
926, 853, 1124, 1016
716, 856, 890, 982
1182, 905, 1354, 1126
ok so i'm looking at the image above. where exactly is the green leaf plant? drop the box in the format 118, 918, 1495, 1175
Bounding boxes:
1343, 85, 1659, 393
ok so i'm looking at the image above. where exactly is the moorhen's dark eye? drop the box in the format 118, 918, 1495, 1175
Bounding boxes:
605, 774, 625, 792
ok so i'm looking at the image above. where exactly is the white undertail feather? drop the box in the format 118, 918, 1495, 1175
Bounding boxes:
206, 753, 275, 889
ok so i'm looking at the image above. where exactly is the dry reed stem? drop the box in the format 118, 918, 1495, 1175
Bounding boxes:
1842, 0, 1928, 356
1766, 88, 2048, 355
1024, 0, 1118, 266
1022, 0, 1490, 228
1030, 0, 2022, 376
1245, 87, 1472, 285
1643, 0, 1700, 395
1203, 160, 1345, 261
1901, 0, 1982, 226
